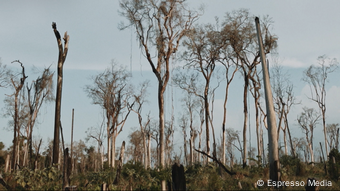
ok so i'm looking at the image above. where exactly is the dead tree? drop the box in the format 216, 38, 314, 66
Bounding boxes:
297, 107, 320, 166
85, 62, 133, 168
131, 81, 151, 169
223, 10, 277, 168
114, 141, 125, 185
255, 17, 280, 183
52, 22, 69, 166
26, 67, 54, 169
9, 60, 27, 170
327, 123, 340, 150
119, 1, 199, 189
303, 55, 338, 156
271, 61, 298, 157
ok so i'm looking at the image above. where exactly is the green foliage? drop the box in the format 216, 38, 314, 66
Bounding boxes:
249, 155, 264, 175
279, 155, 304, 177
73, 169, 116, 191
295, 161, 306, 177
186, 162, 238, 190
14, 166, 61, 190
328, 148, 340, 181
121, 161, 161, 190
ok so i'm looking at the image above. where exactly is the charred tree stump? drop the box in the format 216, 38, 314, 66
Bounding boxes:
114, 141, 125, 185
63, 148, 71, 190
172, 163, 186, 191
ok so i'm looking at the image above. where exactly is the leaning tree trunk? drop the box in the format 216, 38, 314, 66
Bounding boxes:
284, 112, 295, 157
255, 17, 280, 184
52, 22, 69, 166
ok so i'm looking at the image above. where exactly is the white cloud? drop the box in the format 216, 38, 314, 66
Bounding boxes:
280, 58, 308, 68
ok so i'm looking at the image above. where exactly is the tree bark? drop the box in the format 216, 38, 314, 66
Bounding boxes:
242, 71, 248, 168
52, 22, 69, 166
255, 17, 280, 183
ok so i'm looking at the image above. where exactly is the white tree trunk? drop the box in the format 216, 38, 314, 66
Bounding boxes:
147, 134, 151, 168
284, 129, 288, 155
111, 134, 116, 168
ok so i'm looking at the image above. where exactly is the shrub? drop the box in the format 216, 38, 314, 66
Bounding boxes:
328, 148, 340, 181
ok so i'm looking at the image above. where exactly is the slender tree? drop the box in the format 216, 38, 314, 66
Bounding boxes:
297, 107, 321, 166
119, 1, 198, 188
271, 62, 298, 157
131, 81, 151, 169
179, 23, 224, 160
327, 123, 340, 150
8, 60, 27, 170
85, 62, 133, 168
26, 68, 54, 169
303, 55, 338, 156
52, 22, 69, 166
255, 16, 280, 183
223, 10, 277, 168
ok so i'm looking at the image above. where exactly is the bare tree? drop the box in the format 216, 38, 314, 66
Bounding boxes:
85, 62, 133, 168
271, 62, 298, 157
297, 107, 321, 166
178, 23, 225, 161
52, 22, 69, 166
219, 54, 238, 165
0, 61, 9, 88
26, 68, 54, 169
223, 10, 277, 168
131, 81, 151, 169
255, 16, 280, 183
179, 93, 199, 165
5, 60, 28, 170
86, 118, 106, 170
119, 1, 198, 189
226, 128, 243, 169
326, 123, 340, 151
303, 55, 338, 156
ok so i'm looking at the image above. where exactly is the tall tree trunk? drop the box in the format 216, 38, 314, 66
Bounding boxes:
255, 17, 280, 183
107, 129, 111, 167
183, 130, 187, 166
147, 133, 151, 168
143, 132, 147, 169
322, 111, 328, 156
190, 134, 194, 165
52, 22, 69, 166
158, 82, 166, 189
242, 72, 248, 168
283, 128, 288, 155
70, 109, 74, 173
284, 112, 295, 157
11, 60, 27, 170
111, 133, 116, 168
198, 130, 202, 164
204, 94, 210, 162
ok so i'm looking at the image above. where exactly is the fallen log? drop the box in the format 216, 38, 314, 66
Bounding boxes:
0, 174, 11, 190
194, 149, 236, 176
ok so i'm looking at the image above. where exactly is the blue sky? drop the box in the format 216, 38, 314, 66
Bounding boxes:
1, 1, 340, 157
